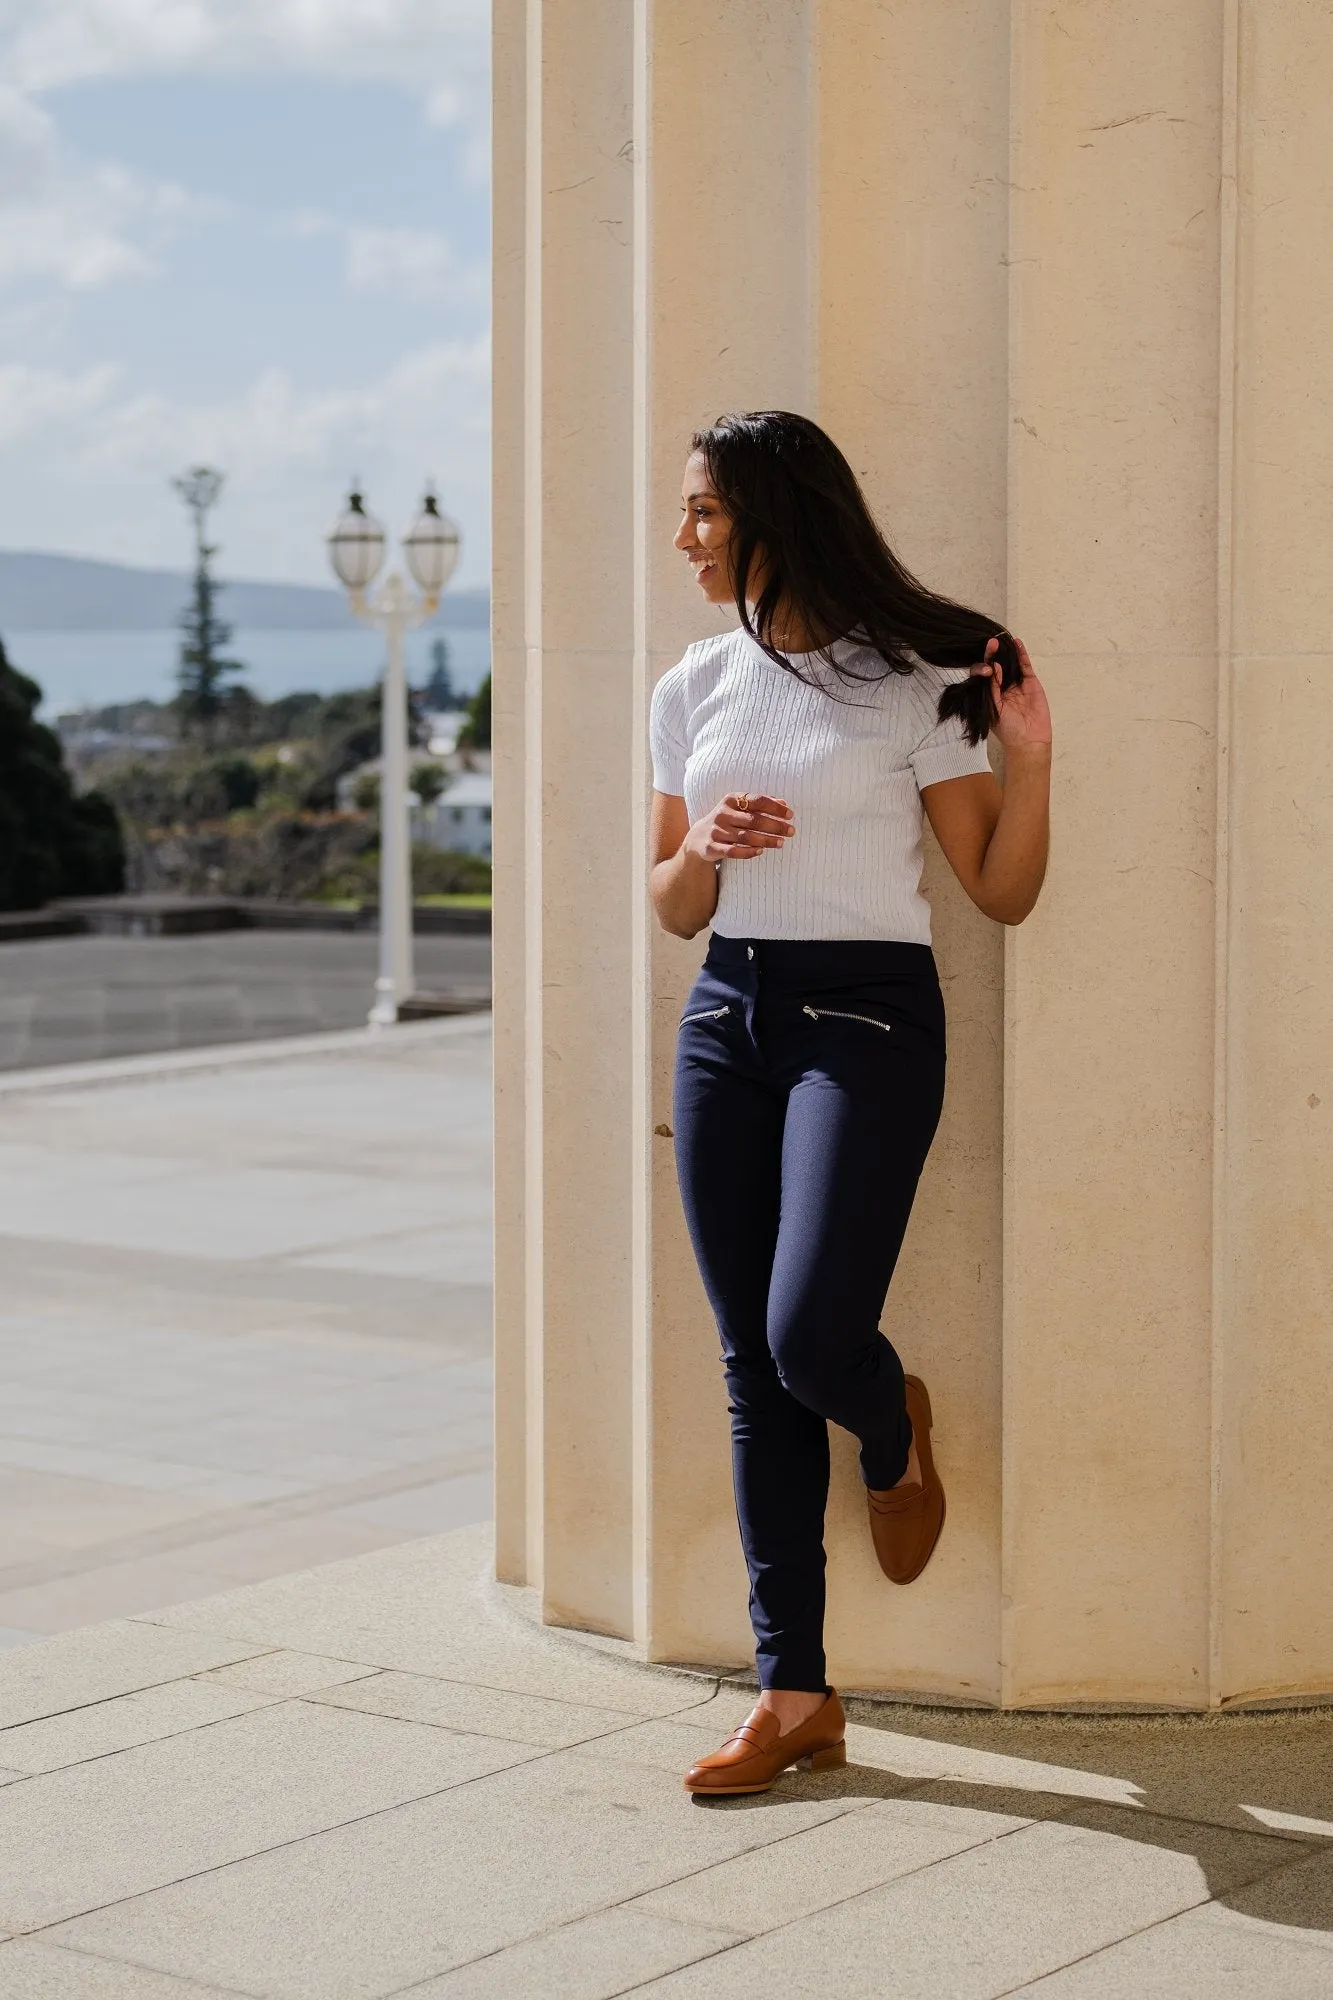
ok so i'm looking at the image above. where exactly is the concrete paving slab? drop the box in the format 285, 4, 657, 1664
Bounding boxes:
296, 1225, 494, 1287
626, 1814, 1281, 1999
195, 1650, 382, 1699
310, 1669, 645, 1748
0, 1472, 221, 1552
401, 1906, 744, 1998
0, 1938, 244, 1999
0, 1699, 541, 1931
0, 1442, 211, 1493
0, 1679, 274, 1775
636, 1795, 1033, 1938
144, 1528, 719, 1717
0, 1158, 454, 1264
0, 1621, 266, 1730
330, 1470, 493, 1536
0, 1530, 64, 1568
48, 1742, 857, 2000
0, 1554, 279, 1639
1013, 1898, 1333, 1995
156, 1515, 406, 1585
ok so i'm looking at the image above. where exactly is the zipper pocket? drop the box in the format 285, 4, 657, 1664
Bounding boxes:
680, 1005, 732, 1027
802, 1004, 891, 1035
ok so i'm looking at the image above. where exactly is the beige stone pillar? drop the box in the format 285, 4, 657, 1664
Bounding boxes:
493, 0, 1333, 1707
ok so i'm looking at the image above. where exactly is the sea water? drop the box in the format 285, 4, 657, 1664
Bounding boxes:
12, 626, 492, 717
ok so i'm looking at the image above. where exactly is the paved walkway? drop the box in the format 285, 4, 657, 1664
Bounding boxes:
0, 930, 491, 1070
0, 1020, 492, 1647
3, 1023, 1332, 1996
1, 1524, 1331, 1997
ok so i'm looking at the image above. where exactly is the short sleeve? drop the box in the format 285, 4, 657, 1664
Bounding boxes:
907, 666, 994, 790
649, 662, 691, 794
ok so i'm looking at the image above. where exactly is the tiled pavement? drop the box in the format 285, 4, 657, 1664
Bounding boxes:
0, 1523, 1330, 1997
3, 1015, 1332, 1997
0, 1018, 493, 1646
0, 929, 491, 1070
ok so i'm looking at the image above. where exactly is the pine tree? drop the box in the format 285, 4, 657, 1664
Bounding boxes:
0, 638, 125, 911
173, 467, 245, 743
423, 637, 457, 710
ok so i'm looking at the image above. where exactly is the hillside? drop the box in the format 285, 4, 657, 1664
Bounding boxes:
0, 550, 489, 633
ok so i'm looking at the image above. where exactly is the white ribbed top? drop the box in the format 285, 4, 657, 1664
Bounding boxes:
650, 630, 991, 944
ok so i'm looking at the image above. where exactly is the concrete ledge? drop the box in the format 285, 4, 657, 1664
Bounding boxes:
0, 910, 85, 942
0, 895, 494, 943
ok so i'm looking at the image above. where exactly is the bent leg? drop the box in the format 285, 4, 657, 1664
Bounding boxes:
674, 1029, 829, 1690
767, 1037, 945, 1490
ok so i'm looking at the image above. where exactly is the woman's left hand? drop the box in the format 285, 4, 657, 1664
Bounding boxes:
974, 636, 1052, 752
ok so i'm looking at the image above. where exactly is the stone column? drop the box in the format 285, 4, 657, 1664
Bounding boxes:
492, 0, 1333, 1707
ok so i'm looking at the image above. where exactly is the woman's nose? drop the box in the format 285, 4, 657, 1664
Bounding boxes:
673, 517, 693, 550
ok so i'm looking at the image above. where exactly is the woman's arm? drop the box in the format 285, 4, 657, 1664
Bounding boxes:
650, 790, 795, 939
921, 637, 1052, 926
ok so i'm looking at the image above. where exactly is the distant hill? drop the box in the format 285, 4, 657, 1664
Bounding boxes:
0, 549, 489, 633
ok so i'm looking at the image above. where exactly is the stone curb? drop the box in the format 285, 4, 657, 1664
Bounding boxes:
0, 1011, 492, 1097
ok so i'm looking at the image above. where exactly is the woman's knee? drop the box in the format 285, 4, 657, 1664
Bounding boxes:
768, 1309, 835, 1414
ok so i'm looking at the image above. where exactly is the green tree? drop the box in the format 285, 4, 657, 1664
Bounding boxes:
0, 639, 125, 910
172, 467, 246, 742
457, 672, 491, 752
410, 763, 447, 808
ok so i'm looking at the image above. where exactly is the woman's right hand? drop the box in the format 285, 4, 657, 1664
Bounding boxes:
682, 794, 796, 863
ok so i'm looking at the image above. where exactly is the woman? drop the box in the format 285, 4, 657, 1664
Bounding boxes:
649, 410, 1051, 1797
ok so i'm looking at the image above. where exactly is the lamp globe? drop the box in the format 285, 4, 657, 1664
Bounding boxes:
402, 489, 461, 602
327, 488, 387, 595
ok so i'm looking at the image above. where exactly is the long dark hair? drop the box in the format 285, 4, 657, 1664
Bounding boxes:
691, 409, 1020, 745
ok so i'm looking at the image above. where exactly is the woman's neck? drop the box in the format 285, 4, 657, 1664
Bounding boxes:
751, 600, 840, 654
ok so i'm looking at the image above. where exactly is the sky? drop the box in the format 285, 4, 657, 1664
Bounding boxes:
0, 1, 491, 589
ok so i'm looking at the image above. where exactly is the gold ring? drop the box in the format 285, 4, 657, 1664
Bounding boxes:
736, 793, 750, 813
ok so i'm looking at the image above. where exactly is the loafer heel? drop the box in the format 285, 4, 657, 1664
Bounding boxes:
804, 1741, 847, 1772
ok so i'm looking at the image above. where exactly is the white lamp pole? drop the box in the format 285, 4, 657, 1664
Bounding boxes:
327, 487, 461, 1028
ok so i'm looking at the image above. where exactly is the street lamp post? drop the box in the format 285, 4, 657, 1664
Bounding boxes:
327, 487, 461, 1028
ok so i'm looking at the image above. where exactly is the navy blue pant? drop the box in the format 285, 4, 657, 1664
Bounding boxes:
673, 936, 947, 1691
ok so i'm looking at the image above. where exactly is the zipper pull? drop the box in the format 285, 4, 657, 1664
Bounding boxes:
803, 1005, 819, 1019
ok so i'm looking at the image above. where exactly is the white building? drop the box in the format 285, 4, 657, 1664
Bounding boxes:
416, 769, 492, 859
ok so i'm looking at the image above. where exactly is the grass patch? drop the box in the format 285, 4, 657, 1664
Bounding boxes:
415, 892, 492, 909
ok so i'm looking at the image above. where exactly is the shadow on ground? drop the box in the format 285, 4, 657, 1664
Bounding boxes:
692, 1699, 1333, 1935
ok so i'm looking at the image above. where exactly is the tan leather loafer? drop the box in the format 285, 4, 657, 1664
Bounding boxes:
684, 1691, 846, 1796
866, 1373, 945, 1584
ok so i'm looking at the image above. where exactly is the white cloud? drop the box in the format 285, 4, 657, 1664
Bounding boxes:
273, 210, 487, 306
345, 224, 483, 304
0, 1, 489, 131
0, 2, 490, 296
0, 82, 206, 291
0, 359, 120, 444
0, 340, 491, 585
